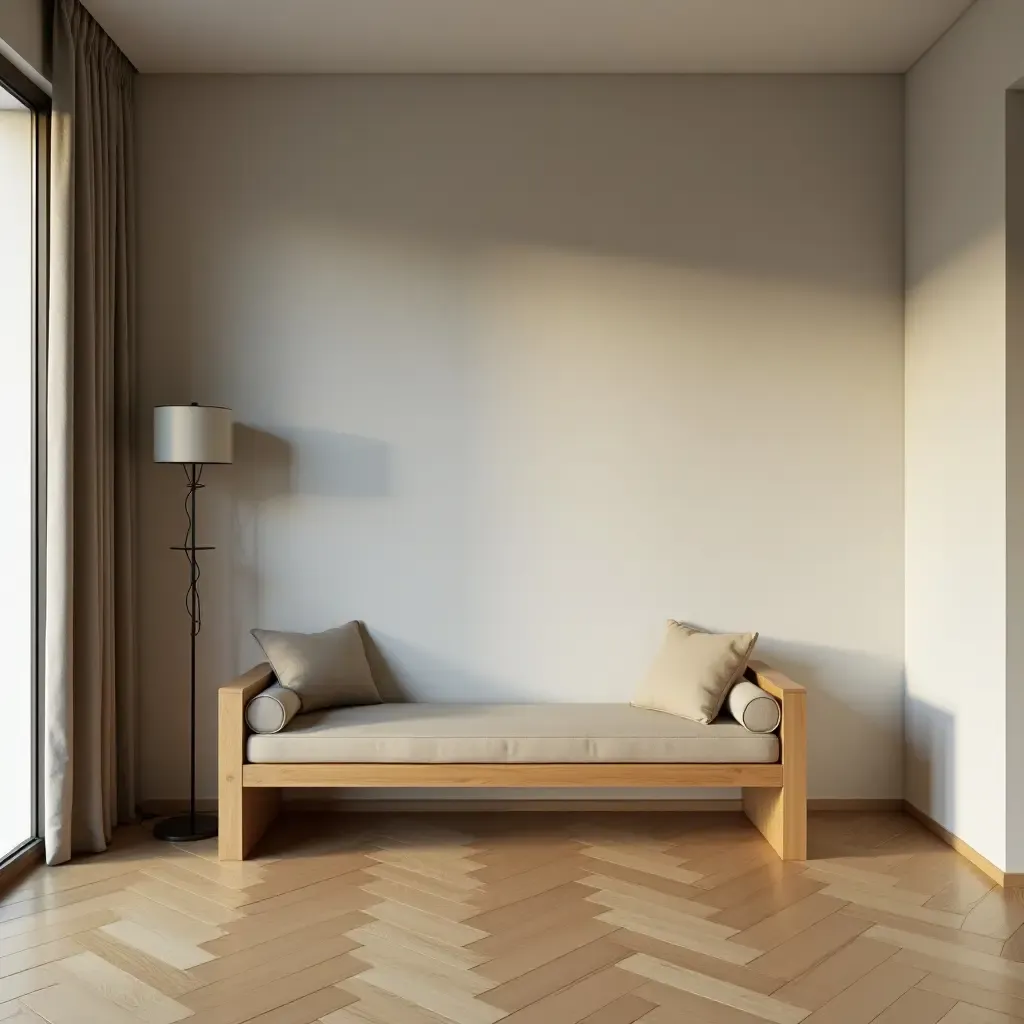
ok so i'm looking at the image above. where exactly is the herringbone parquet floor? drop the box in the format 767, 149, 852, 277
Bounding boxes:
3, 811, 1024, 1024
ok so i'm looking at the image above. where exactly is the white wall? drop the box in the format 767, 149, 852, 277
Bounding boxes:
905, 0, 1024, 873
135, 74, 905, 805
1007, 88, 1024, 876
0, 0, 49, 88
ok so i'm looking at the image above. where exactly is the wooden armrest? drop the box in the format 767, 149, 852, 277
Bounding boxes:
747, 661, 805, 701
742, 659, 807, 860
219, 663, 279, 860
219, 663, 275, 703
219, 664, 274, 772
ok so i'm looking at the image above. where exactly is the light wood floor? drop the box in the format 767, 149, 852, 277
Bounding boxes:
3, 812, 1024, 1024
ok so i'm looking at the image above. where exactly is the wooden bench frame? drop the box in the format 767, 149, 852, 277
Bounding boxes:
218, 660, 806, 862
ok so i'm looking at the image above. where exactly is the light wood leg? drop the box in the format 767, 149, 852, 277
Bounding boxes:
221, 786, 280, 861
742, 663, 807, 860
743, 784, 805, 860
219, 665, 278, 861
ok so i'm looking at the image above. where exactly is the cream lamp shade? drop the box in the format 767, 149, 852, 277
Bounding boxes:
154, 404, 233, 464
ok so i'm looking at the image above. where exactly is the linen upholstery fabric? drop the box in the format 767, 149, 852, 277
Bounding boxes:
632, 621, 758, 725
727, 680, 781, 733
44, 0, 137, 865
251, 622, 381, 712
246, 703, 779, 764
245, 682, 303, 734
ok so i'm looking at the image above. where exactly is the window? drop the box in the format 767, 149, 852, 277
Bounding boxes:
0, 54, 47, 865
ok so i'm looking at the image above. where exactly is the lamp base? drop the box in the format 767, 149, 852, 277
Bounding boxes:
152, 813, 218, 843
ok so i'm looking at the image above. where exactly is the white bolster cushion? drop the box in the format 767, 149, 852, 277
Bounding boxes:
246, 682, 303, 734
727, 680, 781, 733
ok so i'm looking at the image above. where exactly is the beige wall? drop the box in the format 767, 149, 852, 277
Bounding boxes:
0, 0, 49, 87
135, 74, 905, 804
904, 0, 1024, 873
1007, 89, 1024, 873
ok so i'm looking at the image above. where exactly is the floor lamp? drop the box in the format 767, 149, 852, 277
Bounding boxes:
153, 403, 233, 842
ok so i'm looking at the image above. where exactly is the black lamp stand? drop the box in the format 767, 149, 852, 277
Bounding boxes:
153, 461, 218, 842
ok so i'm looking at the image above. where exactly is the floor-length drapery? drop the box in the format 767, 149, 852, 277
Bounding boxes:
44, 0, 137, 865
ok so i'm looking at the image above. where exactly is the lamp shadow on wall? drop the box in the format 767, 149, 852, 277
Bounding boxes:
229, 423, 392, 669
233, 423, 391, 501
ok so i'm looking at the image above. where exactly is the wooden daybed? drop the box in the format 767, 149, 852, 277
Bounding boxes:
218, 660, 806, 862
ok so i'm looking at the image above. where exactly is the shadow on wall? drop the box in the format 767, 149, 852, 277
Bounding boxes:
229, 423, 392, 665
210, 76, 904, 300
233, 423, 391, 501
359, 624, 904, 799
134, 77, 908, 329
753, 636, 905, 801
904, 699, 956, 833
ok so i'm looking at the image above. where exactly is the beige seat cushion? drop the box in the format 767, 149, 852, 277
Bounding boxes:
246, 703, 779, 764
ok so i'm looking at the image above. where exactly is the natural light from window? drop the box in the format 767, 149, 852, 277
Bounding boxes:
0, 83, 34, 861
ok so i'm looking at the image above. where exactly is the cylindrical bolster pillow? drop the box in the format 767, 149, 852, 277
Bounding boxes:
245, 682, 302, 734
727, 679, 781, 733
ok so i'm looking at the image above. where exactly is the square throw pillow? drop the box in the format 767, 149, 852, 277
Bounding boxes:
251, 621, 382, 712
632, 621, 758, 724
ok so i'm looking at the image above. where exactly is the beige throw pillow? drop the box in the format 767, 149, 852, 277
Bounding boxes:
632, 621, 758, 724
251, 621, 382, 712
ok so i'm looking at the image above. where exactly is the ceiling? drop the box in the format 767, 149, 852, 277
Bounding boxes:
86, 0, 975, 75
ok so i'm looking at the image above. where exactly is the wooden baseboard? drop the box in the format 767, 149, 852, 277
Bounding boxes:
141, 799, 218, 816
141, 796, 895, 816
295, 797, 748, 813
0, 839, 44, 898
902, 800, 1023, 888
141, 797, 746, 814
808, 799, 904, 812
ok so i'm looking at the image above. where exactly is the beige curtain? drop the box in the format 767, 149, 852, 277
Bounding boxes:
45, 0, 137, 865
